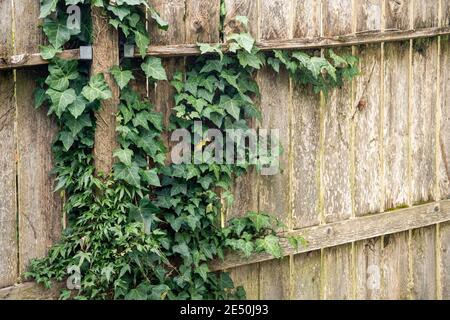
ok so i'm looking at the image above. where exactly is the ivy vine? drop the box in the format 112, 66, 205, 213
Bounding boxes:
26, 0, 359, 300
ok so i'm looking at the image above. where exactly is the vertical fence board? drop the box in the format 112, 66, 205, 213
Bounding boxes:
443, 0, 450, 26
440, 39, 450, 199
259, 258, 290, 300
259, 0, 292, 41
293, 0, 321, 38
224, 0, 258, 37
15, 0, 62, 274
440, 223, 450, 299
149, 0, 186, 44
356, 0, 382, 32
322, 244, 353, 299
0, 0, 17, 288
229, 264, 259, 300
322, 0, 353, 37
355, 238, 382, 299
185, 0, 221, 43
291, 251, 321, 299
292, 87, 321, 229
385, 0, 411, 30
354, 45, 382, 217
380, 232, 410, 299
410, 226, 437, 299
411, 39, 438, 204
413, 0, 439, 29
383, 42, 409, 209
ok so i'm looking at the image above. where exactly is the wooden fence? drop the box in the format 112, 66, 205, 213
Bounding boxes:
1, 0, 450, 300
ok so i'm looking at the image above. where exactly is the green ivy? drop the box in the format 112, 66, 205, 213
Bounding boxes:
26, 0, 358, 300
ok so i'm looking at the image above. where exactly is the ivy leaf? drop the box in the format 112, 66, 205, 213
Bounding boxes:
258, 235, 283, 258
117, 0, 143, 4
148, 7, 169, 31
226, 33, 254, 53
114, 148, 134, 166
34, 88, 47, 109
141, 57, 167, 81
107, 5, 130, 21
195, 264, 210, 282
43, 19, 71, 49
110, 66, 135, 90
173, 243, 190, 258
267, 57, 280, 73
68, 95, 88, 119
141, 169, 161, 187
247, 212, 271, 232
200, 60, 223, 74
39, 0, 58, 18
220, 95, 241, 120
40, 45, 62, 60
82, 73, 112, 102
198, 43, 223, 60
237, 51, 263, 69
134, 30, 150, 59
66, 114, 92, 137
59, 131, 75, 151
47, 88, 77, 118
114, 163, 141, 188
129, 198, 160, 234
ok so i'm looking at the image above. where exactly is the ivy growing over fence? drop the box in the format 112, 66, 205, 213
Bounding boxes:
26, 0, 359, 300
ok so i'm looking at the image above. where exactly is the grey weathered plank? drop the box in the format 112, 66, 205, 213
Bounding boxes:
380, 232, 409, 299
293, 0, 321, 38
228, 264, 259, 300
354, 44, 382, 216
413, 0, 439, 29
322, 244, 353, 299
356, 0, 382, 32
15, 0, 62, 275
411, 39, 438, 204
443, 0, 450, 26
355, 238, 382, 299
185, 0, 221, 43
291, 251, 321, 299
322, 0, 353, 37
0, 0, 17, 289
259, 0, 292, 41
292, 86, 321, 229
210, 200, 450, 271
383, 42, 410, 209
440, 38, 450, 200
385, 0, 411, 31
259, 258, 290, 300
0, 282, 63, 300
410, 226, 437, 299
224, 0, 258, 37
440, 222, 450, 299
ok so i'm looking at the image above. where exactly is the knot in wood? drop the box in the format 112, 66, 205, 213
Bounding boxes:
193, 20, 204, 32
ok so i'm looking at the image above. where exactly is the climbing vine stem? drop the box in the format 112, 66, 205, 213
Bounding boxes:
27, 0, 359, 300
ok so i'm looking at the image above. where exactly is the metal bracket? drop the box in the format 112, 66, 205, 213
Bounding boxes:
79, 46, 93, 60
123, 44, 135, 58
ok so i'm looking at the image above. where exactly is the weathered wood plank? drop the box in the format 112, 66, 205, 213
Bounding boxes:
439, 38, 450, 199
224, 0, 258, 38
228, 264, 259, 300
354, 44, 382, 216
385, 0, 411, 31
413, 0, 439, 29
0, 282, 62, 300
210, 200, 450, 271
259, 258, 290, 300
383, 42, 410, 209
292, 86, 321, 229
291, 251, 321, 299
259, 0, 292, 41
380, 232, 409, 299
322, 0, 353, 37
149, 0, 186, 45
15, 0, 62, 275
443, 0, 450, 26
293, 0, 321, 38
322, 244, 353, 299
355, 238, 382, 299
439, 222, 450, 299
411, 39, 438, 204
410, 226, 437, 299
0, 0, 17, 288
185, 0, 221, 43
356, 0, 382, 32
0, 49, 80, 71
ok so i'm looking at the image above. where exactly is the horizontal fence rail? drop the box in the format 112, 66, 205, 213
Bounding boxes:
2, 26, 450, 70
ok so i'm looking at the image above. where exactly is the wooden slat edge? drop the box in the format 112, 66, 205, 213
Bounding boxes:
0, 49, 80, 70
210, 200, 450, 271
0, 282, 63, 300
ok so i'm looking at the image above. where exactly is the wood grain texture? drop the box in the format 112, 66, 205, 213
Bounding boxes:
210, 200, 450, 271
439, 39, 450, 200
354, 45, 382, 216
323, 50, 353, 224
380, 232, 409, 299
228, 264, 259, 300
292, 86, 320, 229
0, 49, 80, 71
91, 7, 120, 176
411, 39, 438, 204
259, 0, 292, 40
413, 0, 439, 29
439, 222, 450, 299
185, 0, 221, 43
224, 0, 258, 37
383, 42, 410, 209
385, 0, 411, 30
149, 0, 186, 45
355, 238, 382, 299
0, 0, 17, 288
410, 226, 437, 299
259, 258, 290, 300
443, 0, 450, 26
356, 0, 382, 32
257, 68, 290, 226
322, 244, 353, 299
228, 169, 258, 219
322, 0, 353, 36
15, 0, 62, 274
0, 282, 63, 300
291, 251, 321, 299
293, 0, 321, 38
